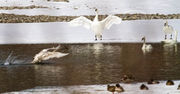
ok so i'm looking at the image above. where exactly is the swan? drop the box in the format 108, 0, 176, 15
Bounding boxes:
4, 51, 14, 65
69, 9, 122, 40
161, 29, 178, 44
31, 45, 68, 64
163, 21, 174, 40
141, 37, 153, 51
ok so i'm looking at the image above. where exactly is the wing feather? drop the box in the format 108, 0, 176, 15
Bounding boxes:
101, 15, 122, 29
69, 16, 92, 30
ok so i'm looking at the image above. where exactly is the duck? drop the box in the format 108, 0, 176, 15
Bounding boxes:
107, 85, 115, 94
31, 45, 69, 64
141, 36, 153, 51
120, 74, 135, 83
115, 84, 124, 93
140, 84, 149, 90
147, 79, 160, 84
177, 84, 180, 90
69, 9, 122, 40
166, 80, 174, 85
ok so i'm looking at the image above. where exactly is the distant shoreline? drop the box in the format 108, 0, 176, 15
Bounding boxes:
0, 13, 180, 23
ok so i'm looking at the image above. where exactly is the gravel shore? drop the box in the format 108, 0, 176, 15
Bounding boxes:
0, 13, 180, 23
0, 5, 49, 10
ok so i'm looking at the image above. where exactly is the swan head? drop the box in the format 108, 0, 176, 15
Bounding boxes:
164, 21, 168, 26
141, 36, 145, 41
95, 9, 99, 13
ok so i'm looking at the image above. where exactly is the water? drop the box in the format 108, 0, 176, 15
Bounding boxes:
0, 43, 180, 93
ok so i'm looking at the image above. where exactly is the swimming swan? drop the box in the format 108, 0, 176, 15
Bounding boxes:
141, 37, 153, 51
31, 45, 68, 64
69, 9, 122, 40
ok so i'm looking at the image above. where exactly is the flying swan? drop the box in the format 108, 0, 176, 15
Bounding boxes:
69, 9, 122, 40
31, 45, 68, 64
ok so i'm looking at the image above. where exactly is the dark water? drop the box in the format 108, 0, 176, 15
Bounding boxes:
0, 43, 180, 93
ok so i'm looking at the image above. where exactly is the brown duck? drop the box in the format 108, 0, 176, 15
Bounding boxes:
166, 80, 174, 85
107, 85, 115, 94
177, 84, 180, 90
147, 79, 160, 84
140, 84, 149, 90
120, 74, 135, 83
115, 84, 124, 93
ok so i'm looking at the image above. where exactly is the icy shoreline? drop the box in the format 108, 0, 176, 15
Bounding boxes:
3, 81, 180, 94
0, 20, 179, 44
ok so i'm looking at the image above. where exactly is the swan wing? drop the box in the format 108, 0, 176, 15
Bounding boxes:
101, 15, 122, 30
69, 16, 92, 30
163, 25, 174, 34
42, 52, 69, 61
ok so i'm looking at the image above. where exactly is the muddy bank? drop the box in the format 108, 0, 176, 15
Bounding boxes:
0, 13, 180, 23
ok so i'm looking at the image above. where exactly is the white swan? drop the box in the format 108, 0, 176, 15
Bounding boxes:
31, 45, 68, 64
4, 51, 14, 65
69, 9, 122, 40
141, 37, 153, 51
162, 26, 178, 44
163, 21, 174, 39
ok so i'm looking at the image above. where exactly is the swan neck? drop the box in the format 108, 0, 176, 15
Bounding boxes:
175, 30, 178, 41
143, 39, 146, 44
94, 12, 98, 21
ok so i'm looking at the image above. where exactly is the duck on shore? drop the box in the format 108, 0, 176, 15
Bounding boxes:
177, 84, 180, 90
166, 80, 174, 85
107, 85, 115, 94
115, 84, 124, 93
140, 84, 149, 90
147, 79, 160, 84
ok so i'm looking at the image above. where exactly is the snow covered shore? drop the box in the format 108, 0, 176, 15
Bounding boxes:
0, 0, 180, 16
0, 20, 179, 44
4, 81, 180, 94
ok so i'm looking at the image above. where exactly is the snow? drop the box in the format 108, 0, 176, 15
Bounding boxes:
4, 80, 180, 94
0, 19, 179, 44
0, 0, 180, 16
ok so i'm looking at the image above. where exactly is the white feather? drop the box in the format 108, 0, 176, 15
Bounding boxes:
101, 15, 122, 29
163, 25, 174, 34
69, 16, 92, 30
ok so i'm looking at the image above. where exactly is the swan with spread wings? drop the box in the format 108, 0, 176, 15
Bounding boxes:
69, 9, 122, 40
31, 45, 68, 64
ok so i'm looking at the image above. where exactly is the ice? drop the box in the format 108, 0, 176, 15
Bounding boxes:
4, 81, 180, 94
0, 20, 179, 44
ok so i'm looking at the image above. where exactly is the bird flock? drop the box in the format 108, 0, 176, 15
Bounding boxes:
107, 75, 180, 94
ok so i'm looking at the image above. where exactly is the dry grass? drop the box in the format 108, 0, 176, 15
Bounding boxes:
0, 13, 180, 23
0, 5, 48, 10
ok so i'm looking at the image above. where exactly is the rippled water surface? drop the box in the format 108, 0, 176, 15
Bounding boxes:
0, 43, 180, 93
